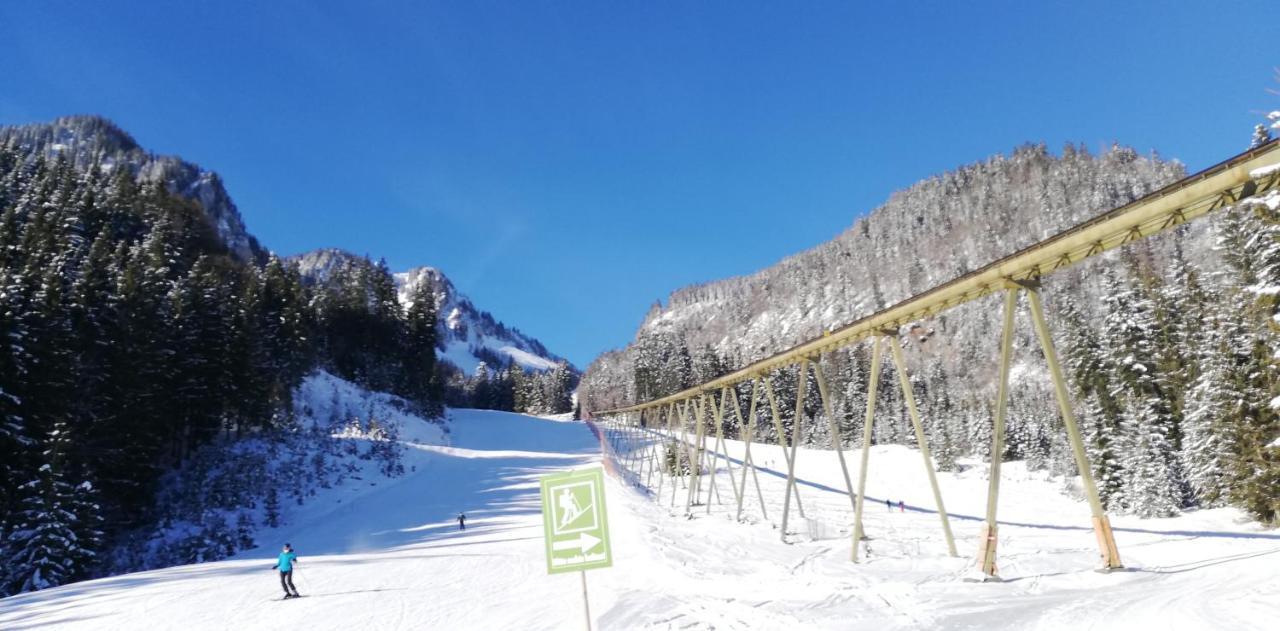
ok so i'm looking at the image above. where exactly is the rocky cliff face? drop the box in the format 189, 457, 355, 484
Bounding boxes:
0, 115, 261, 261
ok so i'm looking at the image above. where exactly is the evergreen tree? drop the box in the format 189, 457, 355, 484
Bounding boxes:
1103, 267, 1186, 516
471, 362, 493, 410
509, 365, 528, 413
1060, 295, 1126, 509
4, 420, 99, 593
1182, 311, 1242, 507
401, 279, 440, 413
548, 362, 575, 414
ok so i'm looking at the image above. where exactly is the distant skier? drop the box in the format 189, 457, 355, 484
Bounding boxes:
885, 498, 891, 512
898, 500, 905, 513
457, 513, 466, 531
272, 543, 301, 599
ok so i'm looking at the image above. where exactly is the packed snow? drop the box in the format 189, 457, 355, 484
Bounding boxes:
1, 411, 1276, 630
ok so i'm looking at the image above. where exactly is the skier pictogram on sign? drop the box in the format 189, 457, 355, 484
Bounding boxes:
540, 468, 612, 574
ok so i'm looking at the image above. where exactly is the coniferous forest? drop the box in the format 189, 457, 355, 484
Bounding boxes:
0, 118, 574, 596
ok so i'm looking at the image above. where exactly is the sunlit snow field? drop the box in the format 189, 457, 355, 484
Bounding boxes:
1, 410, 1276, 630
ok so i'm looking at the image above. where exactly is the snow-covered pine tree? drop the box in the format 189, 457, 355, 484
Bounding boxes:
0, 264, 31, 529
838, 344, 869, 449
471, 362, 494, 409
1103, 266, 1186, 517
509, 365, 528, 413
4, 420, 99, 593
1252, 124, 1272, 148
401, 277, 439, 413
1182, 304, 1243, 507
1220, 201, 1280, 523
550, 362, 576, 414
1059, 294, 1126, 508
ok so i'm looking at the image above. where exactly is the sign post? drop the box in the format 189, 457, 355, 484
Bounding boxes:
540, 467, 612, 630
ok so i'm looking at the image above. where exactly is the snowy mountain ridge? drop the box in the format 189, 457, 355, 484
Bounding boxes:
291, 248, 567, 375
0, 115, 261, 261
580, 144, 1189, 412
0, 115, 572, 377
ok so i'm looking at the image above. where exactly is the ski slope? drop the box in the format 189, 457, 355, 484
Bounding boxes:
1, 410, 1277, 630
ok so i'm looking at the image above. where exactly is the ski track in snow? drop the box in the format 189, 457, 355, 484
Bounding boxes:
1, 410, 1278, 630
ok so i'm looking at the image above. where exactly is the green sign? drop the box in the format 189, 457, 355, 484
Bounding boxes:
539, 467, 612, 574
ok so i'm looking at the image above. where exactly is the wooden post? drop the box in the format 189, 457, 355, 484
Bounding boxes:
628, 422, 641, 473
813, 361, 858, 513
671, 402, 685, 508
580, 570, 592, 631
627, 418, 639, 471
780, 360, 809, 540
732, 378, 769, 521
700, 393, 723, 510
637, 416, 647, 481
620, 420, 632, 471
852, 337, 884, 562
1025, 284, 1123, 570
887, 337, 958, 557
639, 411, 652, 484
710, 387, 741, 513
685, 396, 707, 515
645, 409, 663, 490
652, 409, 667, 500
764, 376, 806, 519
979, 287, 1019, 579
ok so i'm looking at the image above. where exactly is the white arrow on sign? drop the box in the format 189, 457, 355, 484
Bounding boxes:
552, 531, 601, 554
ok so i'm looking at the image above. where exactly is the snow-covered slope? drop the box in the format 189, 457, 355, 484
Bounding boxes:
291, 248, 568, 375
123, 370, 449, 575
294, 370, 449, 445
396, 265, 564, 374
2, 413, 1274, 630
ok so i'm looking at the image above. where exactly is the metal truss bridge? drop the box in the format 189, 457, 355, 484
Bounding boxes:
593, 139, 1280, 580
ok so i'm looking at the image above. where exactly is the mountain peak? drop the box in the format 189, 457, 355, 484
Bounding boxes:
0, 116, 260, 262
288, 249, 570, 376
5, 115, 141, 155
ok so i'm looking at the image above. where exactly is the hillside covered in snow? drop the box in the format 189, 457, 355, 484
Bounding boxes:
579, 143, 1280, 527
291, 248, 567, 376
0, 115, 263, 261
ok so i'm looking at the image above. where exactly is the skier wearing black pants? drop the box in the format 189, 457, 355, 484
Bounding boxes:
457, 513, 466, 530
272, 543, 301, 599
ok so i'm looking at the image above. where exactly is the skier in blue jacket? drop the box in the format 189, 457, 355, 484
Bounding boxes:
272, 543, 301, 598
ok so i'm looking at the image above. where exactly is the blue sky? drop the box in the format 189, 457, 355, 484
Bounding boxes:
1, 2, 1275, 368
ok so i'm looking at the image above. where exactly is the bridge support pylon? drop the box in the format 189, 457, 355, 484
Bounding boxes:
1024, 283, 1123, 571
887, 336, 958, 558
851, 337, 884, 562
979, 282, 1124, 580
731, 379, 769, 522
